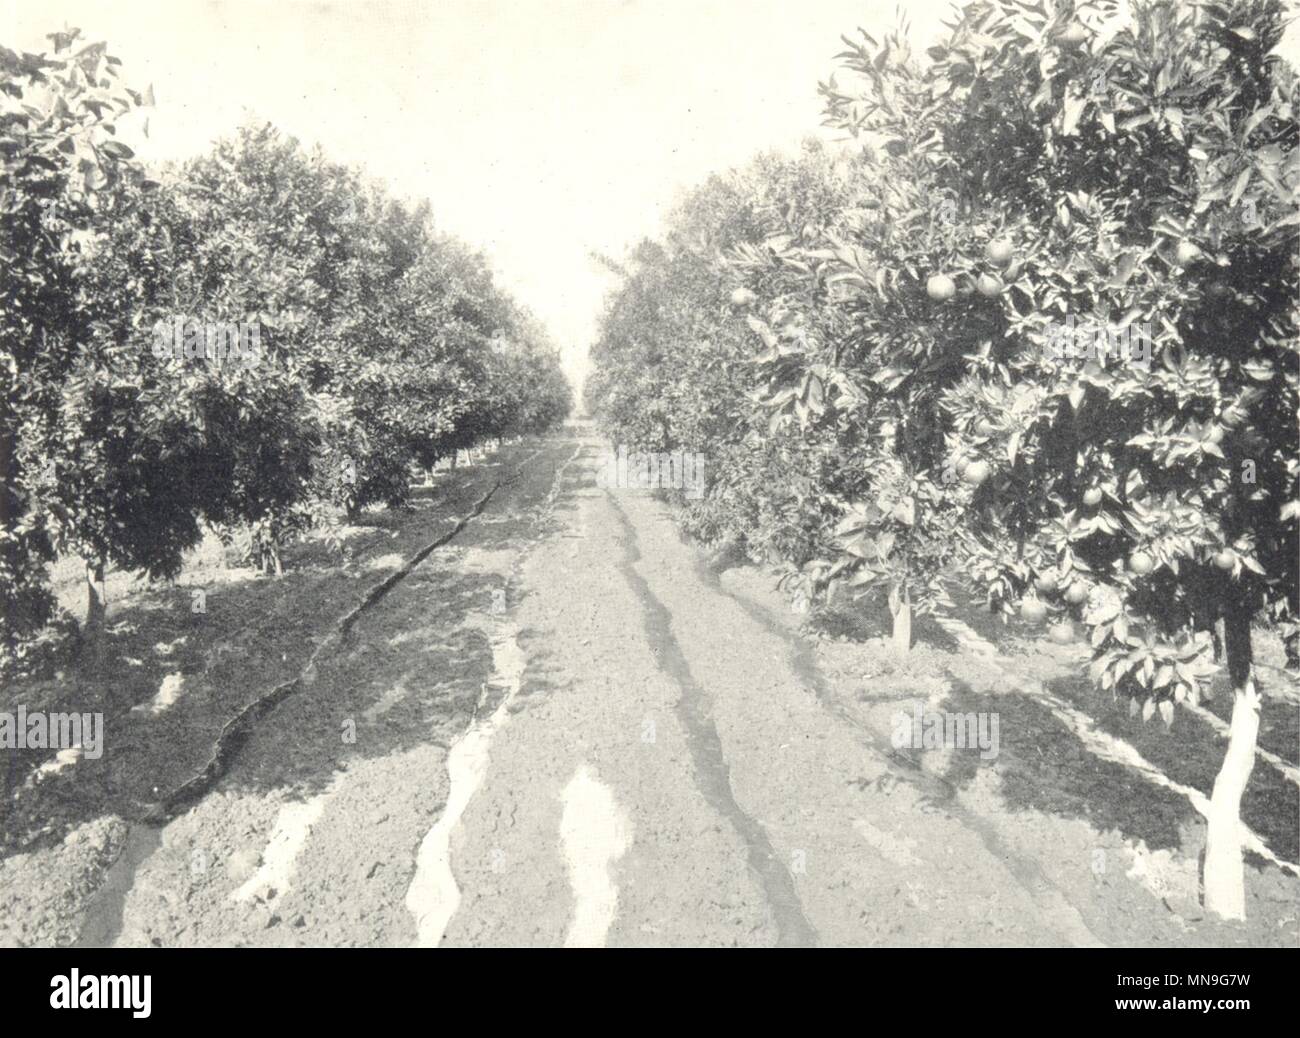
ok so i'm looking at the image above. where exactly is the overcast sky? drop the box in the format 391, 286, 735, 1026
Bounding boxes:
6, 1, 1296, 396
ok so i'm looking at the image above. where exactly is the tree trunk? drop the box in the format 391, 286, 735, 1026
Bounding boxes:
82, 556, 107, 664
84, 557, 107, 636
1203, 609, 1259, 920
890, 586, 911, 657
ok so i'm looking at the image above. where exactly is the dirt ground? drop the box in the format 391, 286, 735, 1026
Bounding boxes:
2, 431, 1296, 947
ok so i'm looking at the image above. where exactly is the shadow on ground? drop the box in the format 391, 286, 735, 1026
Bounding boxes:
0, 443, 567, 863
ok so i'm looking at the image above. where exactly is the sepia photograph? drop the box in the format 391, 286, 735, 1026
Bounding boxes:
1, 0, 1297, 1018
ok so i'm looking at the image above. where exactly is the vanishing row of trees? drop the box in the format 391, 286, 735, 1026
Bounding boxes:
587, 0, 1298, 920
1, 31, 571, 670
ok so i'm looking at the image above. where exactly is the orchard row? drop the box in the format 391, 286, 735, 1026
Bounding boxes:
1, 31, 571, 670
586, 0, 1298, 920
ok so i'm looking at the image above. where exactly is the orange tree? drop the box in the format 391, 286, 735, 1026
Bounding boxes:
586, 172, 761, 459
0, 32, 177, 662
590, 0, 1298, 919
586, 167, 781, 554
729, 22, 982, 652
586, 143, 942, 614
814, 0, 1297, 918
587, 101, 1007, 648
151, 125, 569, 548
3, 32, 571, 669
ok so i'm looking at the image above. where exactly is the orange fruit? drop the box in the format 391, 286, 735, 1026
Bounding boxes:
927, 274, 957, 301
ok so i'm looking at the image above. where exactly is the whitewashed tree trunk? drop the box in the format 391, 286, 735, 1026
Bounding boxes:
1203, 678, 1260, 920
85, 557, 106, 635
1203, 607, 1259, 921
890, 585, 911, 657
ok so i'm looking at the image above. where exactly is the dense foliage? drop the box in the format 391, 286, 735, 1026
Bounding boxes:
1, 30, 570, 670
587, 0, 1298, 918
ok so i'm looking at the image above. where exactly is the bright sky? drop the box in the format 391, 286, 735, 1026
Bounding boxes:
6, 1, 1296, 398
6, 0, 959, 394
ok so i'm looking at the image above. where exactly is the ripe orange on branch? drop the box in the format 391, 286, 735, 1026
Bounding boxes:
926, 273, 956, 301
